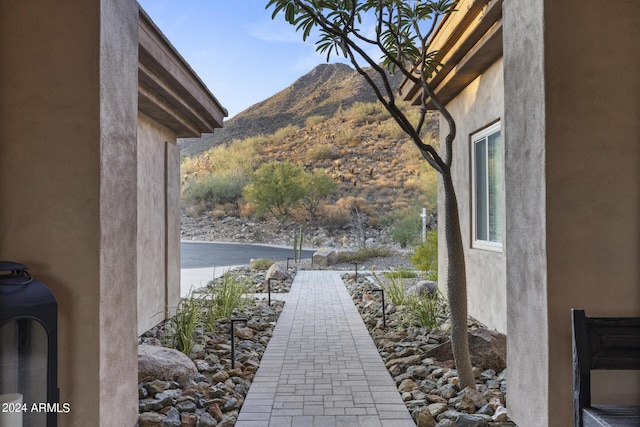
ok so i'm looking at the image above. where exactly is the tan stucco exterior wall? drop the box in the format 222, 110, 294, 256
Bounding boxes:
439, 58, 506, 333
504, 1, 640, 425
0, 0, 139, 425
137, 113, 181, 335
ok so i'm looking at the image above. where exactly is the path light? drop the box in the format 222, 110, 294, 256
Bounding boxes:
371, 287, 386, 329
229, 317, 247, 369
354, 262, 358, 282
267, 278, 275, 306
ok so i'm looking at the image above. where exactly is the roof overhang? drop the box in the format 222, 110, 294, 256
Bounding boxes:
138, 7, 228, 138
399, 0, 503, 109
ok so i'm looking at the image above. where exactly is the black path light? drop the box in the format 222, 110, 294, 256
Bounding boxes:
0, 261, 59, 427
229, 317, 247, 369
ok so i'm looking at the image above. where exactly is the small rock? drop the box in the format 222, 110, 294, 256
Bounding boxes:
416, 409, 436, 427
492, 405, 509, 422
454, 413, 491, 427
210, 371, 229, 384
196, 412, 218, 427
398, 378, 418, 393
175, 399, 197, 413
208, 403, 224, 421
137, 412, 165, 427
180, 413, 198, 427
234, 327, 256, 340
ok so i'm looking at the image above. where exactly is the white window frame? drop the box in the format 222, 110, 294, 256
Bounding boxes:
471, 121, 503, 252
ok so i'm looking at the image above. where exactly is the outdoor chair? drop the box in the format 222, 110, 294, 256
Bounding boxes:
571, 308, 640, 426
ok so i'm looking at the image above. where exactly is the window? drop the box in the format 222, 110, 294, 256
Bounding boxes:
471, 122, 503, 251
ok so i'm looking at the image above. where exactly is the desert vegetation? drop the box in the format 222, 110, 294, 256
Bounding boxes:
180, 100, 438, 241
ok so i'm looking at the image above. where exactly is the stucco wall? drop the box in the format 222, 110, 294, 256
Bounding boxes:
504, 1, 640, 425
439, 59, 506, 333
0, 0, 138, 425
137, 114, 181, 335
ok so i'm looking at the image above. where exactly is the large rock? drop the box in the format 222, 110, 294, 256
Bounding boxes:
265, 262, 289, 281
424, 328, 507, 372
138, 344, 198, 386
407, 280, 438, 297
313, 249, 337, 267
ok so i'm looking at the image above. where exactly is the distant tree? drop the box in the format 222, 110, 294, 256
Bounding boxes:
243, 161, 306, 224
300, 169, 337, 219
267, 0, 475, 389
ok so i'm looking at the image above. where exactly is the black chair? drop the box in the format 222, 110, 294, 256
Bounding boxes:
571, 309, 640, 427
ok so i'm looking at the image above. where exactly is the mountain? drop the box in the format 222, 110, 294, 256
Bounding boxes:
178, 63, 405, 158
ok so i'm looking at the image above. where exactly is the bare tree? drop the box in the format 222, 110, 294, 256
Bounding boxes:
267, 0, 475, 389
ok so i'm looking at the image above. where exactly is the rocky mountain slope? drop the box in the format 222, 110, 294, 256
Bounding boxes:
179, 63, 405, 158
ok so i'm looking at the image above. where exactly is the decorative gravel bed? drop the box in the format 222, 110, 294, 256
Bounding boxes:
343, 272, 517, 427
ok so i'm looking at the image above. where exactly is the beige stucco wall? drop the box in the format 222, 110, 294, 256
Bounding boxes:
439, 58, 506, 333
504, 1, 640, 425
0, 0, 139, 425
137, 113, 181, 335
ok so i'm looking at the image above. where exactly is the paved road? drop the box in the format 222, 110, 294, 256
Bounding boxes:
180, 241, 315, 269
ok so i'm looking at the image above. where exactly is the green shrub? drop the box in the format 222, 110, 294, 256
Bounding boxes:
204, 272, 252, 329
406, 291, 445, 330
386, 207, 422, 248
181, 172, 248, 208
383, 268, 418, 279
250, 258, 276, 270
272, 124, 300, 142
300, 170, 338, 218
305, 115, 326, 127
410, 229, 438, 281
372, 272, 406, 306
243, 161, 306, 223
166, 294, 204, 355
343, 101, 389, 123
306, 143, 336, 162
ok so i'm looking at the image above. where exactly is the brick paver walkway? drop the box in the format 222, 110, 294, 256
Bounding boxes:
236, 270, 414, 427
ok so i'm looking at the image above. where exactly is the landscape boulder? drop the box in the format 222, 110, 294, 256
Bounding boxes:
313, 249, 337, 267
407, 280, 438, 297
138, 344, 198, 386
265, 262, 289, 281
424, 328, 507, 372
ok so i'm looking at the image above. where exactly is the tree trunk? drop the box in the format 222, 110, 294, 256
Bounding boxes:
442, 169, 476, 390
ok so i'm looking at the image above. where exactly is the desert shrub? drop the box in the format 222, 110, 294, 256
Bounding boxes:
410, 229, 438, 281
300, 170, 338, 219
406, 291, 445, 330
250, 258, 276, 270
271, 124, 300, 142
383, 268, 418, 279
385, 206, 423, 248
243, 161, 306, 223
181, 173, 248, 211
203, 272, 252, 330
372, 272, 406, 306
305, 115, 326, 127
165, 294, 204, 355
335, 246, 393, 263
306, 143, 336, 162
378, 118, 406, 139
343, 101, 388, 123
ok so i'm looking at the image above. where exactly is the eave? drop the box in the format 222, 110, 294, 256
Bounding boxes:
138, 7, 228, 138
399, 0, 503, 109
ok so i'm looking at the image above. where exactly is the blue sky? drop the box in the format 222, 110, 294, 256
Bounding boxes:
138, 0, 355, 118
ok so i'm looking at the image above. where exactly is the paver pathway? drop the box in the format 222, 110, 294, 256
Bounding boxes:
236, 270, 415, 427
